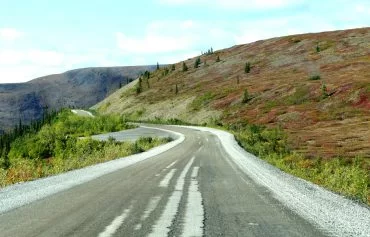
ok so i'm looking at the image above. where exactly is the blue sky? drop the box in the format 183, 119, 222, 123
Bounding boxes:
0, 0, 369, 83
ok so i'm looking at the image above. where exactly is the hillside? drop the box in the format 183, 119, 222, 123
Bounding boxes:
95, 28, 370, 160
0, 66, 155, 132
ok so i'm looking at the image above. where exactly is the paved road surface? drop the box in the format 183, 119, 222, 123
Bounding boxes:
71, 109, 94, 117
0, 125, 367, 237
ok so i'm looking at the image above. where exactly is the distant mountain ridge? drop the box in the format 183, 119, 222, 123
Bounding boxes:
0, 66, 155, 132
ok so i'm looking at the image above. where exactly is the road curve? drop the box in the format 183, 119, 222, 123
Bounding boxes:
0, 125, 368, 237
71, 109, 94, 117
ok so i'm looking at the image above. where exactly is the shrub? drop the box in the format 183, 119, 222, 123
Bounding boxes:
136, 78, 143, 94
245, 62, 251, 73
194, 57, 201, 68
242, 89, 252, 103
182, 62, 188, 72
309, 75, 321, 80
321, 82, 329, 99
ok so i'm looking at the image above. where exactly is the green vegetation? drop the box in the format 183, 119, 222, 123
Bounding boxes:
321, 82, 329, 99
162, 68, 169, 77
190, 92, 215, 111
245, 62, 251, 73
194, 57, 201, 68
171, 64, 176, 71
156, 62, 160, 70
202, 47, 214, 55
285, 87, 310, 105
226, 122, 369, 204
0, 110, 169, 187
182, 62, 188, 72
0, 110, 59, 169
216, 55, 221, 62
242, 89, 252, 103
309, 75, 321, 80
136, 77, 143, 94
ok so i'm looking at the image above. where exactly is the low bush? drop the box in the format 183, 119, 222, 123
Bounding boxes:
227, 122, 369, 204
0, 110, 169, 187
309, 75, 321, 80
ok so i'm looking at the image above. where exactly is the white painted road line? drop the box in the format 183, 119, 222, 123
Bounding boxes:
182, 166, 204, 237
191, 166, 199, 178
166, 160, 177, 169
159, 169, 177, 188
175, 157, 195, 191
148, 157, 195, 237
98, 205, 132, 237
142, 196, 162, 220
134, 196, 162, 231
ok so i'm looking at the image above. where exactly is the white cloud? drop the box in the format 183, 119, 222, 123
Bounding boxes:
0, 28, 23, 41
116, 32, 194, 54
216, 0, 300, 9
355, 4, 370, 13
158, 0, 302, 9
27, 50, 64, 66
0, 49, 64, 66
116, 20, 200, 55
0, 48, 121, 83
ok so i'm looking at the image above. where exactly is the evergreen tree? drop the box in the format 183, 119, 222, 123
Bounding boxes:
242, 89, 252, 103
321, 82, 328, 98
136, 77, 143, 94
245, 62, 251, 73
194, 57, 201, 68
156, 62, 160, 70
171, 64, 176, 71
182, 62, 188, 72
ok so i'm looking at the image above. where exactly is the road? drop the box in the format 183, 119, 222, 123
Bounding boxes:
71, 109, 94, 117
0, 125, 369, 237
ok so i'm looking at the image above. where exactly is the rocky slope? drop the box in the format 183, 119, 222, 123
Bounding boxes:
94, 28, 370, 159
0, 66, 155, 132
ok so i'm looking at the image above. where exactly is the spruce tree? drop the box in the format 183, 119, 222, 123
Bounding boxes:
182, 62, 188, 72
245, 62, 251, 73
194, 57, 201, 68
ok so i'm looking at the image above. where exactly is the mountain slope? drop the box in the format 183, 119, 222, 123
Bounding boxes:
0, 66, 155, 131
94, 27, 370, 159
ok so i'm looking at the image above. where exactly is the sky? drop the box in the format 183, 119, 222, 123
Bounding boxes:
0, 0, 369, 83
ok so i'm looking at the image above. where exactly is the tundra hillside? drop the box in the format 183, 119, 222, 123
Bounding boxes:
94, 28, 370, 204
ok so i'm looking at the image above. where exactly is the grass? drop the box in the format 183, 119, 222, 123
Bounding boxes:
0, 110, 171, 187
228, 123, 369, 205
0, 137, 170, 187
284, 86, 311, 105
189, 92, 216, 111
